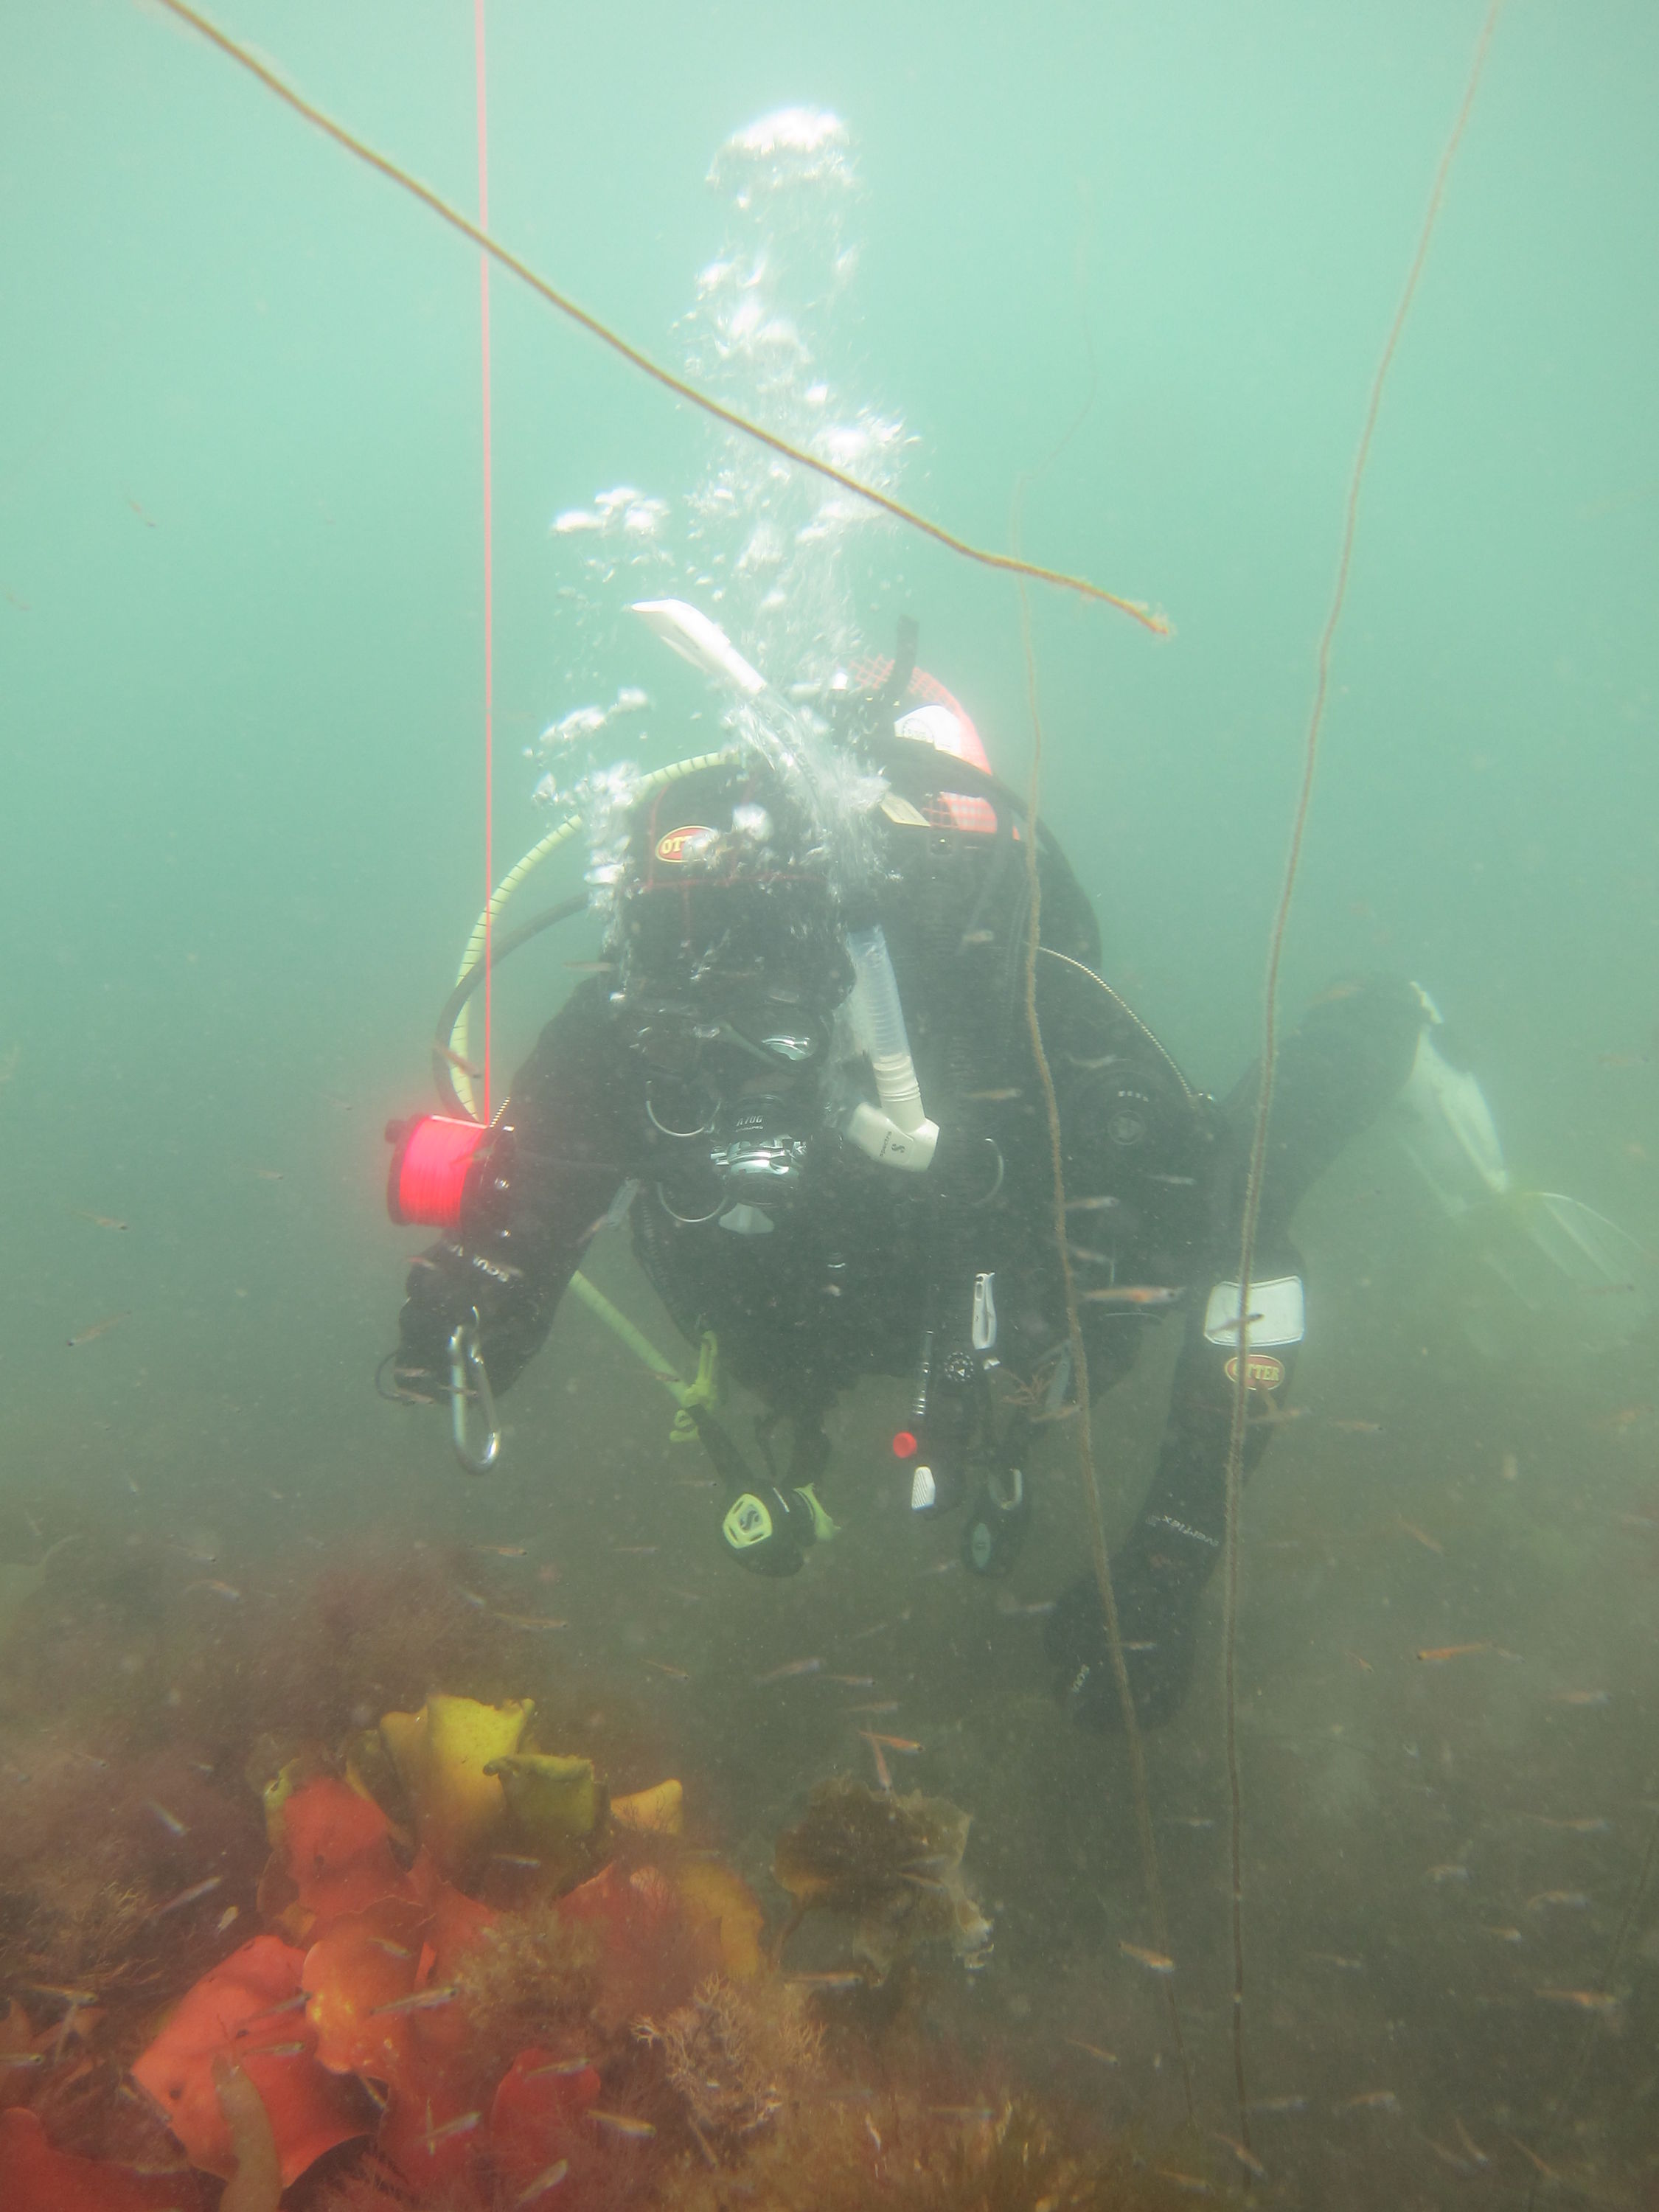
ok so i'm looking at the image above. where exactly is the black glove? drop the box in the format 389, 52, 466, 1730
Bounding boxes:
392, 1242, 552, 1402
1045, 1565, 1199, 1731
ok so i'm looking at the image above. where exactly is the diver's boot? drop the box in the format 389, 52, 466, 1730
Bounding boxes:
963, 1464, 1029, 1576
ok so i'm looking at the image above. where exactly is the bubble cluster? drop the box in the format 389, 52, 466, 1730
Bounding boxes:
529, 105, 909, 890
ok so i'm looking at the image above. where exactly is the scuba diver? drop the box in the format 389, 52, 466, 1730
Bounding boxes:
384, 607, 1514, 1733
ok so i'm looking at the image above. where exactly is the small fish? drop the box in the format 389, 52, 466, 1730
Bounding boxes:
524, 2056, 594, 2078
995, 1597, 1057, 1617
959, 928, 995, 947
495, 1613, 569, 1631
435, 1041, 483, 1079
420, 2110, 482, 2147
754, 1657, 821, 1683
1247, 2096, 1308, 2115
1065, 2038, 1119, 2066
513, 2161, 570, 2205
454, 1586, 488, 1609
26, 1983, 98, 2006
473, 1542, 528, 1558
1152, 2171, 1213, 2196
1145, 1172, 1197, 1186
1079, 1284, 1181, 1307
1307, 1953, 1364, 1972
153, 1876, 224, 1917
1208, 1311, 1265, 1337
1171, 1816, 1215, 1831
1527, 1891, 1590, 1910
1427, 1864, 1470, 1885
1509, 2138, 1562, 2182
72, 1210, 128, 1231
68, 1312, 128, 1349
1595, 1405, 1651, 1434
215, 1905, 240, 1933
369, 1938, 414, 1959
253, 2041, 309, 2059
1535, 1988, 1620, 2012
1551, 1688, 1610, 1707
1451, 2120, 1489, 2169
1341, 2090, 1399, 2112
0, 2053, 46, 2071
824, 1674, 874, 1687
1500, 1450, 1519, 1481
1329, 1418, 1382, 1434
1530, 1815, 1611, 1834
1119, 1941, 1175, 1975
491, 1855, 544, 1872
963, 1088, 1022, 1102
786, 1971, 866, 1990
845, 1700, 900, 1716
1485, 1926, 1524, 1944
1346, 1650, 1374, 1674
1064, 1194, 1120, 1211
369, 1984, 460, 2016
243, 1994, 307, 2028
187, 1579, 243, 1602
866, 1733, 921, 1753
1422, 2136, 1476, 2174
644, 1660, 689, 1680
125, 493, 158, 527
1397, 1519, 1444, 1555
563, 960, 616, 975
146, 1800, 187, 1837
861, 1733, 893, 1791
1213, 2134, 1267, 2180
1415, 1641, 1489, 1663
586, 2110, 656, 2141
612, 1543, 658, 1555
247, 1166, 285, 1180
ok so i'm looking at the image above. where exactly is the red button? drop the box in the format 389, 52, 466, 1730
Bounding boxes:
891, 1429, 918, 1459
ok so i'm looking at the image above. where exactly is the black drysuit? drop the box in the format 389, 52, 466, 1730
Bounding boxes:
394, 760, 1427, 1727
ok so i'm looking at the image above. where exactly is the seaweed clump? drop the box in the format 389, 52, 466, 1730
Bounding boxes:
774, 1776, 993, 1979
637, 1972, 822, 2157
656, 2090, 1200, 2212
448, 1896, 601, 2069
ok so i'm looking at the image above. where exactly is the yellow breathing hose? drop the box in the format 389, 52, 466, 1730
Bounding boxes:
448, 748, 739, 1116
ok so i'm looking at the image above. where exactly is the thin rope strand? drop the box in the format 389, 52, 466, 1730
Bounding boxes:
1218, 0, 1505, 2152
1015, 554, 1194, 2132
474, 0, 493, 1122
148, 0, 1170, 636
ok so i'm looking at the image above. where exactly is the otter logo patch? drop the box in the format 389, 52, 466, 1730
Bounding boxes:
655, 824, 714, 863
1225, 1352, 1285, 1391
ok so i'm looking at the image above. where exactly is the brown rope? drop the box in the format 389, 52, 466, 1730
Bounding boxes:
149, 0, 1171, 636
1014, 556, 1194, 2131
1217, 0, 1506, 2152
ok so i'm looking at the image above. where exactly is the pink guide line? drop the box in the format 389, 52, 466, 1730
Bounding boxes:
476, 0, 494, 1121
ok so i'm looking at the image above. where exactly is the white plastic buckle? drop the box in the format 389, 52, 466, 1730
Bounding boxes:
1203, 1276, 1305, 1349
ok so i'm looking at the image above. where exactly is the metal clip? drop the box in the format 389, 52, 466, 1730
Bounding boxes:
448, 1312, 501, 1475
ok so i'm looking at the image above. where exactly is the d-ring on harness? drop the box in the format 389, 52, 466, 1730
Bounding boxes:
448, 1310, 501, 1474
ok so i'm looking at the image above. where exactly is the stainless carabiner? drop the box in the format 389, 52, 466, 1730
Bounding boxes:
448, 1312, 501, 1475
